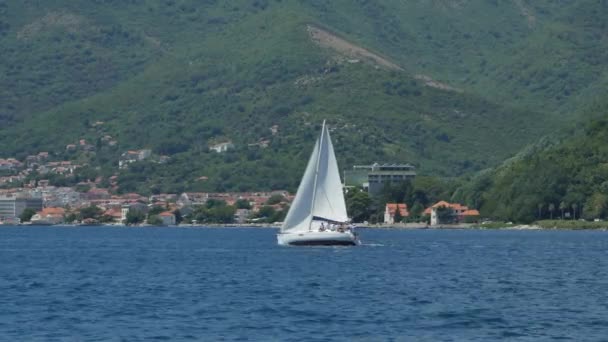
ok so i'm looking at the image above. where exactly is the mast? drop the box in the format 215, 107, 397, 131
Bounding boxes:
308, 120, 325, 231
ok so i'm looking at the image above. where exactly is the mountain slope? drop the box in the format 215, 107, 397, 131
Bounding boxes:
452, 99, 608, 223
292, 0, 608, 115
0, 0, 604, 192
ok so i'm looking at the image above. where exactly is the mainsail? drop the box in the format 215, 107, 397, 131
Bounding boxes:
281, 121, 348, 232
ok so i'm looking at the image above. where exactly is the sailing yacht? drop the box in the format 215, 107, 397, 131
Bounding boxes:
277, 121, 359, 246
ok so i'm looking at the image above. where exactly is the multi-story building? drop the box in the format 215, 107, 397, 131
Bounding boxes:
0, 196, 43, 222
346, 163, 417, 195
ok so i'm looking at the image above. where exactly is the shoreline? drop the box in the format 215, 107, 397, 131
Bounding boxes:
3, 222, 607, 230
359, 223, 543, 230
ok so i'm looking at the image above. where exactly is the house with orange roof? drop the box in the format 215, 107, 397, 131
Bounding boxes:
31, 207, 66, 225
103, 208, 123, 223
384, 203, 409, 224
424, 201, 481, 225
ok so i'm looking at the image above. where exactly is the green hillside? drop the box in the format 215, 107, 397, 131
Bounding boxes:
0, 0, 605, 193
452, 99, 608, 223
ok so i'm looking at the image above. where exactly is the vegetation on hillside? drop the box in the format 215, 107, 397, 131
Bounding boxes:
453, 100, 608, 223
1, 0, 580, 193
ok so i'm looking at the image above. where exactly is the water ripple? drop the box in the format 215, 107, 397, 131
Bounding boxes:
1, 227, 608, 340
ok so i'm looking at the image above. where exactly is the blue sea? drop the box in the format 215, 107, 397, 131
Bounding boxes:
1, 227, 608, 341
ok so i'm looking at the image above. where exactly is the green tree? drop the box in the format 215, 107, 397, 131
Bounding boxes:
410, 201, 424, 219
548, 203, 555, 220
65, 212, 78, 224
206, 199, 226, 209
393, 206, 403, 223
235, 199, 252, 209
379, 181, 413, 205
208, 205, 236, 223
148, 205, 165, 216
126, 209, 145, 225
583, 193, 607, 220
147, 215, 163, 225
266, 194, 285, 205
559, 201, 567, 219
79, 206, 103, 220
19, 208, 37, 222
345, 188, 372, 223
193, 203, 236, 223
173, 209, 183, 224
256, 206, 276, 222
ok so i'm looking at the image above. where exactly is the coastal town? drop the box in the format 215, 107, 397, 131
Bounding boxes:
0, 146, 480, 226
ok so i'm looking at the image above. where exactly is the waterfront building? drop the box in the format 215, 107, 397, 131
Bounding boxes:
158, 212, 176, 225
346, 163, 416, 195
0, 195, 43, 221
31, 207, 66, 225
384, 203, 409, 224
424, 201, 481, 225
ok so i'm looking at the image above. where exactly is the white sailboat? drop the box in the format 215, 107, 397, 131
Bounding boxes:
277, 121, 359, 246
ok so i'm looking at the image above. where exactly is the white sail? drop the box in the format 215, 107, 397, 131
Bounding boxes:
281, 121, 348, 233
281, 139, 319, 232
310, 123, 348, 223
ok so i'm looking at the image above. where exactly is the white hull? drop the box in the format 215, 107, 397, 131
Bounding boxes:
277, 230, 359, 246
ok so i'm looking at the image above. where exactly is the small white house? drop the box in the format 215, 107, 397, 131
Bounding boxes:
209, 142, 234, 153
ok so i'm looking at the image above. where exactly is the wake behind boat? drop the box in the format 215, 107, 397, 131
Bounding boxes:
277, 121, 359, 246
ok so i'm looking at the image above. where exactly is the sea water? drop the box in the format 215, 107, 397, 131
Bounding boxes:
1, 227, 607, 341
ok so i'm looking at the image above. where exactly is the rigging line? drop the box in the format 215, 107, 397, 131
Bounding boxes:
309, 120, 326, 232
322, 189, 335, 215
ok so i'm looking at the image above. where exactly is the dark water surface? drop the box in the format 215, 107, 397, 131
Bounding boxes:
1, 227, 608, 341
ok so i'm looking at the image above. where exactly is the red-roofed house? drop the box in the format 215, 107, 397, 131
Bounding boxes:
424, 201, 480, 225
384, 203, 409, 224
103, 208, 123, 223
423, 201, 453, 215
31, 207, 66, 225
